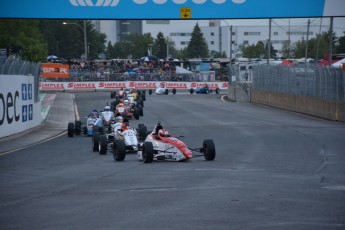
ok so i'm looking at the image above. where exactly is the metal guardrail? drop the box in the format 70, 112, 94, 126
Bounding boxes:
252, 64, 345, 102
0, 59, 41, 103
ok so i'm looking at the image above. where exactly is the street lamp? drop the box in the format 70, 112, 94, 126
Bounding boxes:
63, 21, 88, 60
222, 20, 233, 61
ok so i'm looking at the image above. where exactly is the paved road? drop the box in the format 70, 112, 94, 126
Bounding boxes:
0, 92, 344, 230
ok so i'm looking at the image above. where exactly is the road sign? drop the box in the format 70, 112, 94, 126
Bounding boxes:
180, 8, 191, 19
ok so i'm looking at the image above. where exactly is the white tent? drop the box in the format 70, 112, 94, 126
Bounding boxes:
175, 66, 192, 74
332, 58, 345, 67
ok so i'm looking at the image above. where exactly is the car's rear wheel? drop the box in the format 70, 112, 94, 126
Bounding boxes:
67, 122, 74, 137
143, 142, 154, 163
75, 120, 81, 135
203, 139, 216, 161
133, 107, 140, 120
99, 135, 108, 155
190, 88, 194, 94
92, 132, 100, 152
138, 125, 148, 141
112, 140, 126, 161
172, 88, 176, 94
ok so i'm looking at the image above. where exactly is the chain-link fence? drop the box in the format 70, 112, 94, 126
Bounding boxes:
0, 59, 41, 103
252, 64, 345, 102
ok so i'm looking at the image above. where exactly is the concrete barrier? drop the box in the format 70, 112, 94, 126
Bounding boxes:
251, 89, 345, 121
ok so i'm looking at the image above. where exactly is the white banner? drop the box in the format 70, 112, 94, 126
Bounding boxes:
39, 81, 229, 91
1, 75, 41, 138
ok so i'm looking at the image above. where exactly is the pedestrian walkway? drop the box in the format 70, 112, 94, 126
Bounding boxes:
0, 93, 75, 155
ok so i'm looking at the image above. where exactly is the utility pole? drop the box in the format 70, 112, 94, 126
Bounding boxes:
305, 19, 310, 63
267, 18, 271, 65
230, 25, 233, 61
83, 20, 88, 61
329, 17, 333, 66
288, 18, 291, 59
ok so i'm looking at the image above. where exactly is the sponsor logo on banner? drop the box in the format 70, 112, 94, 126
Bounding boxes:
163, 82, 188, 89
98, 82, 126, 89
42, 63, 70, 78
69, 0, 246, 7
190, 82, 224, 89
21, 83, 33, 122
39, 83, 65, 90
68, 83, 96, 89
129, 82, 157, 88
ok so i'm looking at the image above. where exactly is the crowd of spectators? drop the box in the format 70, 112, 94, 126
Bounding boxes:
48, 58, 228, 82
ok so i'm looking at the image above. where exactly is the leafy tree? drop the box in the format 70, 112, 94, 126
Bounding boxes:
281, 40, 293, 59
335, 32, 345, 53
0, 19, 47, 62
210, 50, 226, 58
186, 23, 209, 58
153, 32, 167, 59
241, 41, 266, 58
39, 20, 106, 60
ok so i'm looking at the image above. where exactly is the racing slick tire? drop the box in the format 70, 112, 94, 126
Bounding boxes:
149, 89, 152, 95
75, 120, 82, 135
215, 88, 220, 94
133, 107, 140, 120
138, 106, 143, 116
190, 88, 194, 94
83, 127, 87, 135
67, 122, 74, 137
165, 89, 169, 95
112, 140, 126, 161
92, 132, 100, 152
203, 139, 216, 161
143, 142, 154, 163
138, 125, 148, 141
99, 135, 108, 155
172, 88, 177, 94
111, 92, 114, 98
142, 93, 146, 101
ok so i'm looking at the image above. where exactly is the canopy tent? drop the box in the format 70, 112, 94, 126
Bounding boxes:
332, 58, 345, 67
175, 66, 192, 74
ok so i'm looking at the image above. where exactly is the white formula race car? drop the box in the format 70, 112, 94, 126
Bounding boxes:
92, 123, 148, 161
135, 122, 216, 163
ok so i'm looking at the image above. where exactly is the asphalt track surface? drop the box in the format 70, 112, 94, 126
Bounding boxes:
1, 92, 345, 230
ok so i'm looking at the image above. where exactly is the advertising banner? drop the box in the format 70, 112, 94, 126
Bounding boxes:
1, 0, 344, 19
42, 63, 70, 78
0, 75, 41, 138
39, 81, 228, 91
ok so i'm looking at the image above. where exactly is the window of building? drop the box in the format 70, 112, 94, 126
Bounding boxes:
244, 32, 260, 36
211, 32, 214, 36
273, 32, 278, 35
244, 41, 249, 45
210, 41, 214, 45
287, 31, 313, 36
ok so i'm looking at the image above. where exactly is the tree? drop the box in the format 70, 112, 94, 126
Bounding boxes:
39, 20, 107, 60
0, 19, 47, 62
335, 32, 345, 53
186, 23, 209, 58
153, 32, 167, 59
241, 41, 266, 58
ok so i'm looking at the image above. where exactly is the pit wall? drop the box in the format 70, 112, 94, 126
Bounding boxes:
0, 75, 41, 138
251, 89, 345, 122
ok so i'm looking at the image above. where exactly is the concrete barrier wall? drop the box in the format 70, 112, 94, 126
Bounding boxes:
0, 75, 42, 138
227, 85, 249, 102
251, 89, 345, 121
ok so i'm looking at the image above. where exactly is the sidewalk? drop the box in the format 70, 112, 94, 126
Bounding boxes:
0, 93, 75, 154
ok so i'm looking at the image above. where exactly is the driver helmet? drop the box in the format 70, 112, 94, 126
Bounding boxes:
116, 116, 123, 123
158, 129, 170, 138
118, 103, 124, 107
121, 122, 129, 131
90, 111, 99, 118
124, 99, 129, 105
104, 105, 111, 111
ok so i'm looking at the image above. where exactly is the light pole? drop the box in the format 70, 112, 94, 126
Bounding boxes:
222, 20, 232, 61
63, 21, 88, 60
